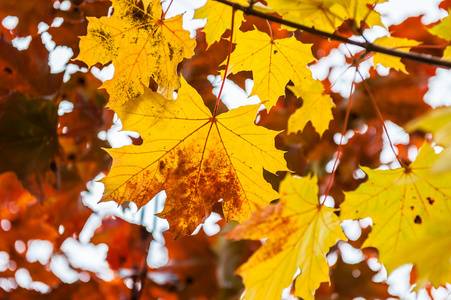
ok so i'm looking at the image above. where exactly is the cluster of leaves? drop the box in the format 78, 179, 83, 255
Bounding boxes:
1, 0, 451, 299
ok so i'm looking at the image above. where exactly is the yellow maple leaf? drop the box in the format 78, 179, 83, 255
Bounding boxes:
287, 79, 335, 136
443, 45, 451, 61
194, 0, 246, 48
391, 216, 451, 287
77, 0, 195, 106
266, 0, 385, 32
428, 12, 451, 41
341, 142, 451, 272
265, 0, 341, 32
428, 13, 451, 61
372, 36, 421, 73
406, 106, 451, 173
225, 28, 314, 109
101, 77, 287, 238
330, 0, 387, 29
228, 175, 346, 300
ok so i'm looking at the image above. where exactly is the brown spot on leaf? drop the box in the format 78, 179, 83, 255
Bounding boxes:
414, 215, 422, 224
126, 1, 148, 23
273, 50, 278, 54
426, 196, 435, 205
410, 206, 414, 210
168, 43, 174, 61
159, 160, 165, 171
4, 67, 13, 74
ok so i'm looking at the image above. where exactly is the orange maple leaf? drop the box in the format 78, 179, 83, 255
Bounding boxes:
101, 78, 287, 238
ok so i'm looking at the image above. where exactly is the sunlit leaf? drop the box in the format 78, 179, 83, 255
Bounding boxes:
101, 77, 287, 238
225, 28, 314, 109
78, 0, 195, 105
372, 37, 421, 73
228, 175, 346, 300
194, 0, 246, 48
287, 79, 334, 136
341, 143, 451, 272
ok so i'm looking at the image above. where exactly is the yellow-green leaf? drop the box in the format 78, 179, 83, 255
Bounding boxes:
194, 0, 246, 48
225, 29, 314, 109
406, 106, 451, 173
372, 36, 421, 73
341, 142, 451, 272
428, 13, 451, 41
102, 77, 287, 238
392, 217, 451, 287
330, 0, 387, 29
78, 0, 195, 106
265, 0, 341, 32
228, 175, 346, 300
266, 0, 386, 32
287, 79, 334, 136
443, 45, 451, 61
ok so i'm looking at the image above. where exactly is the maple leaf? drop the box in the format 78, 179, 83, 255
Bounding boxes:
428, 12, 451, 60
0, 96, 60, 202
428, 12, 451, 40
156, 229, 218, 299
330, 0, 387, 29
287, 79, 335, 136
391, 216, 451, 287
264, 0, 343, 32
228, 174, 346, 300
265, 0, 385, 32
48, 0, 112, 58
225, 28, 314, 109
372, 37, 421, 73
341, 142, 451, 272
101, 77, 287, 238
352, 62, 433, 127
91, 217, 152, 270
406, 106, 451, 173
194, 0, 246, 48
0, 0, 55, 39
0, 36, 63, 97
78, 0, 195, 106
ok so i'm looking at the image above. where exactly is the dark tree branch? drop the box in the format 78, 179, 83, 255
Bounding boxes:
214, 0, 451, 69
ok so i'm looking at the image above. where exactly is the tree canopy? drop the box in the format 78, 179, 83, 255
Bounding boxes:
1, 0, 451, 299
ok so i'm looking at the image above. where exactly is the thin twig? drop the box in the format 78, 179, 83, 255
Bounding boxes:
213, 0, 451, 69
212, 8, 236, 117
130, 205, 153, 300
322, 72, 357, 204
357, 70, 410, 169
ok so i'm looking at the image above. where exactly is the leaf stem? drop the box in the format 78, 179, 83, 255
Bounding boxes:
212, 8, 236, 118
322, 72, 357, 205
266, 20, 273, 41
213, 0, 451, 69
162, 0, 174, 19
357, 70, 409, 169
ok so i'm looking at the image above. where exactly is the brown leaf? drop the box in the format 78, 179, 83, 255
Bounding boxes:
151, 229, 218, 299
353, 62, 434, 126
91, 217, 152, 270
0, 95, 60, 202
0, 37, 63, 97
0, 0, 55, 39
